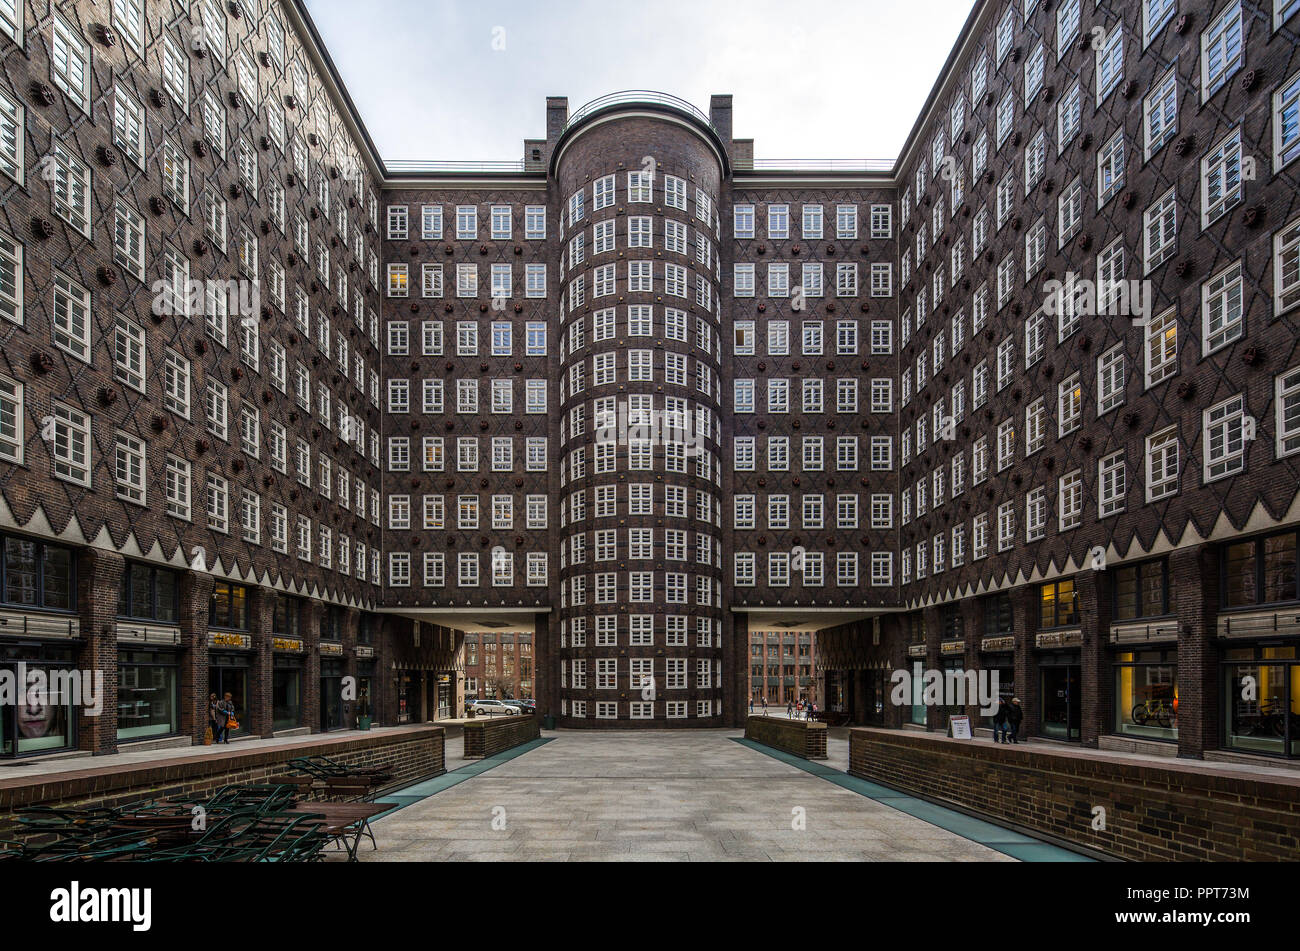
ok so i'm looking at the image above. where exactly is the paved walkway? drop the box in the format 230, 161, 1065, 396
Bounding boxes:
0, 726, 428, 780
357, 730, 1034, 862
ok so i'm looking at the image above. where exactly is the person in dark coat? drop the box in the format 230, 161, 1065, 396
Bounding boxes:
992, 698, 1010, 743
1006, 698, 1024, 744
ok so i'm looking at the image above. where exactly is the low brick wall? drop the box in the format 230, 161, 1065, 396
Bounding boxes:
745, 716, 828, 760
848, 728, 1300, 861
462, 715, 541, 759
0, 727, 445, 843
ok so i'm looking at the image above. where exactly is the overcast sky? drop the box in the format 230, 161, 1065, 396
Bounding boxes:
303, 0, 976, 166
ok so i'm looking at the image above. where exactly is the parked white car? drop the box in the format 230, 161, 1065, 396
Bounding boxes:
469, 699, 523, 717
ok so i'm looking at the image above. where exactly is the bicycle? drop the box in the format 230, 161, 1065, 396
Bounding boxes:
1259, 698, 1300, 738
1131, 697, 1175, 728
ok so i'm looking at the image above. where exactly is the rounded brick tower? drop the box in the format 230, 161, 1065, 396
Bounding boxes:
550, 95, 729, 728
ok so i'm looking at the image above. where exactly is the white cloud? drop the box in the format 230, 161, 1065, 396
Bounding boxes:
305, 0, 975, 164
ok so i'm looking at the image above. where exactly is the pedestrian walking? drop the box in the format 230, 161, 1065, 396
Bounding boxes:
761, 696, 768, 715
216, 692, 237, 744
992, 697, 1010, 743
786, 699, 794, 719
749, 696, 754, 715
1007, 697, 1024, 744
207, 692, 223, 745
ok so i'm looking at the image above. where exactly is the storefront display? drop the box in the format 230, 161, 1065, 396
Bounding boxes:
1114, 650, 1177, 742
117, 650, 180, 741
0, 642, 78, 757
320, 658, 344, 732
1223, 646, 1300, 758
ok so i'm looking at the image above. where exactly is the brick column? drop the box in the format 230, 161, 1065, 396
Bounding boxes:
881, 614, 906, 729
961, 597, 982, 725
1175, 545, 1219, 759
923, 605, 943, 731
303, 599, 323, 733
1012, 585, 1040, 738
1077, 567, 1108, 748
76, 548, 125, 755
378, 616, 400, 726
248, 586, 275, 738
342, 607, 359, 730
725, 611, 749, 726
852, 668, 868, 725
180, 569, 216, 743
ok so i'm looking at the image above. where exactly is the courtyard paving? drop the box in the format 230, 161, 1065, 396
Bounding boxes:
356, 729, 1020, 862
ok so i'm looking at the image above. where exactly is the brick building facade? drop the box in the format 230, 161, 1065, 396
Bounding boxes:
0, 0, 1298, 761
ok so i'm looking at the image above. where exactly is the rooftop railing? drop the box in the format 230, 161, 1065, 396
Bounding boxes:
738, 159, 896, 173
563, 90, 720, 135
385, 159, 529, 174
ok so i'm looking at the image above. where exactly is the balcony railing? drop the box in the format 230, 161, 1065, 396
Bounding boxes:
737, 159, 896, 173
564, 90, 719, 135
385, 159, 528, 174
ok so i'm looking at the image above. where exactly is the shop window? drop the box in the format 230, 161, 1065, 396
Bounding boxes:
1039, 578, 1078, 629
273, 594, 302, 637
1222, 531, 1300, 609
1223, 647, 1300, 758
1112, 559, 1169, 621
208, 581, 248, 630
982, 593, 1013, 635
1114, 650, 1177, 741
117, 563, 178, 623
117, 650, 180, 741
1, 534, 75, 612
942, 604, 962, 639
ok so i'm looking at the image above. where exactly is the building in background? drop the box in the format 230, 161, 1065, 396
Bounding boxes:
748, 631, 816, 707
0, 0, 1298, 760
464, 632, 533, 702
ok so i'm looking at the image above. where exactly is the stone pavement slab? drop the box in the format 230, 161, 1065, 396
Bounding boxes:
353, 729, 1026, 863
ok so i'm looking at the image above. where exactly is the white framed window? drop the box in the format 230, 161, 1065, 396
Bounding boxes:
165, 455, 191, 520
113, 198, 146, 280
1095, 22, 1124, 103
0, 89, 20, 184
161, 140, 189, 213
1145, 0, 1176, 45
1146, 426, 1179, 501
1201, 2, 1244, 103
1144, 187, 1177, 273
1202, 261, 1244, 354
0, 0, 21, 44
1145, 306, 1178, 387
51, 144, 91, 235
52, 271, 91, 362
1097, 344, 1126, 415
50, 14, 90, 112
1098, 451, 1126, 518
1275, 69, 1300, 170
1275, 216, 1300, 315
1097, 130, 1126, 208
1057, 82, 1082, 149
1203, 394, 1248, 482
113, 318, 146, 393
1201, 129, 1243, 227
1275, 366, 1300, 458
0, 375, 22, 463
0, 230, 23, 325
1145, 69, 1178, 160
51, 402, 91, 485
1058, 470, 1082, 531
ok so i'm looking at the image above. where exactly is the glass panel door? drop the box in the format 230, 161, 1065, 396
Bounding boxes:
1040, 665, 1081, 741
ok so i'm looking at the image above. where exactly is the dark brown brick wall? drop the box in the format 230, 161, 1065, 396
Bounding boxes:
849, 727, 1300, 860
462, 713, 539, 758
745, 714, 828, 760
